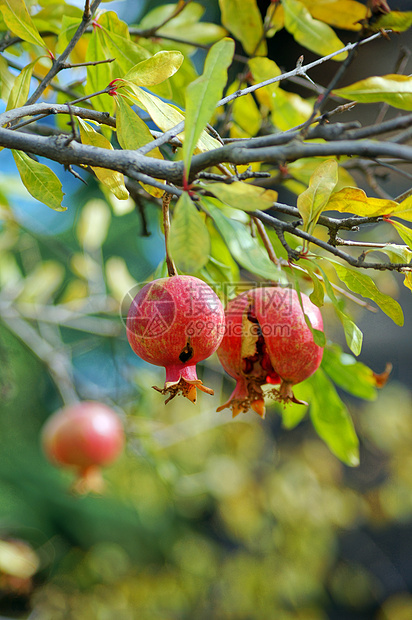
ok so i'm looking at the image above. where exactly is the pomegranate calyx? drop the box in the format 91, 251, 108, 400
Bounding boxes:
153, 377, 214, 404
71, 465, 105, 495
216, 381, 266, 418
269, 380, 308, 406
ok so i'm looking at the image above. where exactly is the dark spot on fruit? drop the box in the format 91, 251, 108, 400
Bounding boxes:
179, 342, 194, 363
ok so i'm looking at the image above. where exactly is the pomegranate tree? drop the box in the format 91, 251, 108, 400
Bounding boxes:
41, 401, 125, 493
217, 286, 323, 417
126, 275, 225, 403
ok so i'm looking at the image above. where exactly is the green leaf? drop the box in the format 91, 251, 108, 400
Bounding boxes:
324, 186, 397, 217
300, 260, 325, 307
183, 38, 234, 173
292, 271, 326, 347
312, 260, 363, 356
331, 261, 404, 326
12, 150, 65, 211
115, 95, 162, 157
309, 368, 359, 466
78, 118, 128, 200
98, 11, 151, 75
6, 59, 37, 111
169, 193, 210, 273
278, 380, 310, 429
297, 158, 338, 243
0, 0, 45, 47
322, 344, 377, 401
204, 181, 277, 212
56, 15, 80, 55
123, 51, 183, 86
218, 0, 267, 56
86, 26, 113, 114
283, 0, 347, 61
333, 75, 412, 111
201, 196, 287, 283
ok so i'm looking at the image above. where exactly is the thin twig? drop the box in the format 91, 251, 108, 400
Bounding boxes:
252, 216, 280, 266
162, 192, 177, 277
24, 0, 102, 105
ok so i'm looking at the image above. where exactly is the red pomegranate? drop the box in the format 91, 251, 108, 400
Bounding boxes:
41, 401, 125, 493
217, 286, 323, 417
126, 275, 225, 403
217, 291, 281, 418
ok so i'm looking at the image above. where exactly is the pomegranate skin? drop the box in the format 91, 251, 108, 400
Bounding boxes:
249, 287, 323, 390
217, 291, 280, 418
217, 287, 323, 415
41, 401, 125, 493
126, 275, 225, 403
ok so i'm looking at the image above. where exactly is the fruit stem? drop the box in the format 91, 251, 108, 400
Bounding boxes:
162, 192, 177, 277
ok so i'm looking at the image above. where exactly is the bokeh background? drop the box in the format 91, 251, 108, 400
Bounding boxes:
1, 1, 412, 618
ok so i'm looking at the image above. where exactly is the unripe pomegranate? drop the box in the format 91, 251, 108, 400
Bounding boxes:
41, 401, 125, 493
126, 275, 225, 403
217, 286, 323, 417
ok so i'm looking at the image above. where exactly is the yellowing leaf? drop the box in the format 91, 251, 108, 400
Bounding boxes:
301, 0, 367, 31
325, 187, 397, 217
169, 193, 210, 273
6, 59, 37, 111
183, 38, 234, 173
297, 159, 338, 243
219, 0, 267, 56
387, 219, 412, 250
12, 150, 65, 211
390, 194, 412, 222
122, 84, 222, 153
265, 2, 285, 37
333, 75, 412, 111
371, 11, 412, 33
205, 181, 277, 212
115, 95, 165, 198
123, 51, 183, 86
283, 0, 347, 61
0, 0, 45, 47
332, 261, 404, 326
78, 118, 128, 200
403, 272, 412, 292
248, 56, 282, 109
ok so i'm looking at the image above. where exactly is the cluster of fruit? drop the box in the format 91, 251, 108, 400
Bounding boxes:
41, 275, 323, 492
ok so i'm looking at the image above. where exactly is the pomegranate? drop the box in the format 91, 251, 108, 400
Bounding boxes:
41, 401, 125, 493
217, 291, 281, 418
126, 275, 225, 403
217, 286, 323, 417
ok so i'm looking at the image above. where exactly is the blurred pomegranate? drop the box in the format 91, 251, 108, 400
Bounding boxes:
41, 401, 125, 493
